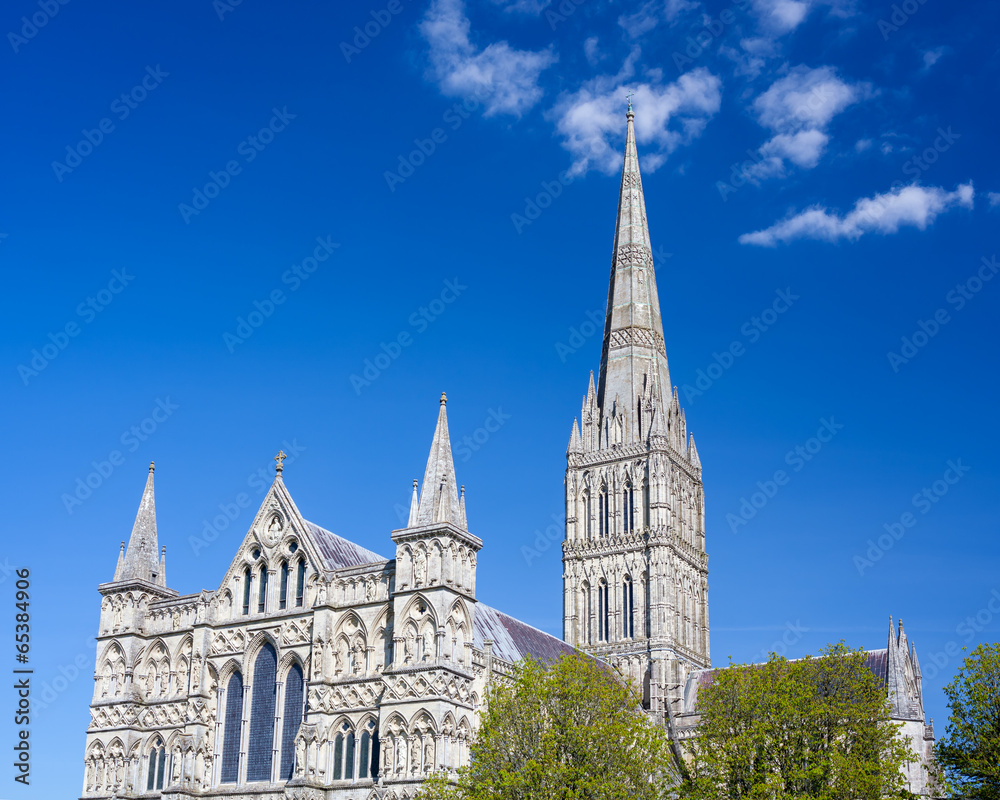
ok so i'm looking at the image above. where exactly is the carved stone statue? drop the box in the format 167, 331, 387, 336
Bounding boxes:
337, 638, 348, 673
424, 739, 434, 771
414, 550, 427, 586
295, 736, 306, 777
383, 738, 394, 775
409, 738, 420, 773
365, 580, 374, 601
113, 603, 123, 628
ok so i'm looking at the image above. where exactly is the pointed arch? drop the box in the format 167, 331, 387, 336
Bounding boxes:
247, 642, 277, 781
279, 661, 304, 781
220, 669, 244, 783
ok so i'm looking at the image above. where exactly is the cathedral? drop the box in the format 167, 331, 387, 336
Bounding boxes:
80, 106, 935, 799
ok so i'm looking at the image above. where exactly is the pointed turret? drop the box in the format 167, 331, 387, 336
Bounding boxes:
113, 542, 125, 581
689, 433, 701, 469
459, 485, 468, 529
119, 462, 161, 585
158, 546, 167, 588
407, 479, 420, 527
596, 106, 671, 439
568, 418, 583, 455
415, 393, 464, 528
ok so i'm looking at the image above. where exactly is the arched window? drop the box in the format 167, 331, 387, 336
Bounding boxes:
597, 579, 611, 642
359, 730, 371, 779
280, 664, 303, 780
257, 565, 268, 613
146, 737, 166, 790
642, 481, 650, 528
345, 731, 356, 779
295, 561, 306, 607
624, 482, 634, 534
247, 644, 277, 781
242, 567, 252, 615
623, 577, 634, 639
585, 583, 593, 645
584, 490, 592, 538
370, 730, 380, 780
598, 493, 605, 538
279, 562, 289, 610
333, 733, 344, 780
221, 672, 243, 783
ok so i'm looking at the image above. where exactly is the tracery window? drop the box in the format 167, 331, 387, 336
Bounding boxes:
279, 664, 303, 780
623, 576, 634, 638
279, 561, 289, 610
247, 644, 277, 781
242, 567, 252, 615
257, 564, 268, 613
220, 672, 243, 783
146, 737, 166, 791
295, 561, 306, 607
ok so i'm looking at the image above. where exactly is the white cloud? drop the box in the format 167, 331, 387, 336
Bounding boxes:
921, 46, 946, 71
618, 0, 698, 37
739, 182, 974, 246
583, 36, 601, 66
988, 192, 1000, 208
745, 65, 871, 178
753, 0, 811, 33
754, 65, 868, 131
854, 138, 872, 152
760, 129, 829, 168
551, 62, 722, 176
420, 0, 557, 117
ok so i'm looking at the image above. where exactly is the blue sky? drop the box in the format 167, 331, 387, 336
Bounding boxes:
2, 0, 998, 795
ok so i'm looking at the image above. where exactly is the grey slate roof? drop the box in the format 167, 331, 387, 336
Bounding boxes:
473, 603, 576, 665
303, 521, 387, 570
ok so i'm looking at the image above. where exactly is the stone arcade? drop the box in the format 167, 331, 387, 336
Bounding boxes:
81, 106, 936, 799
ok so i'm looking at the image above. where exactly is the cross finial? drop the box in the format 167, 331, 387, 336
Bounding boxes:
274, 450, 286, 474
626, 90, 634, 114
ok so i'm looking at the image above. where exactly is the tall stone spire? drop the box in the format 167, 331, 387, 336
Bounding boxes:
119, 462, 161, 584
415, 393, 464, 528
597, 106, 671, 440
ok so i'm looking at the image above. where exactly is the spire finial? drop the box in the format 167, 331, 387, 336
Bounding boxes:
440, 392, 447, 405
149, 461, 155, 473
626, 90, 634, 116
274, 450, 286, 474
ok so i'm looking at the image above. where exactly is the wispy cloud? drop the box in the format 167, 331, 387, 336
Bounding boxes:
618, 0, 697, 37
739, 182, 974, 246
420, 0, 558, 117
551, 59, 722, 175
988, 192, 1000, 209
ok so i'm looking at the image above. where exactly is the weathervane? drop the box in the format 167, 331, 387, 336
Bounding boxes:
274, 450, 286, 474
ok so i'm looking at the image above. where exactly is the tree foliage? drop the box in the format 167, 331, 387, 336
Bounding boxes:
419, 651, 678, 800
678, 642, 917, 800
936, 642, 1000, 800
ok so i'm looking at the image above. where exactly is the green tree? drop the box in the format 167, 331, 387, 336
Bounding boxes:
419, 651, 678, 800
678, 642, 917, 800
936, 642, 1000, 800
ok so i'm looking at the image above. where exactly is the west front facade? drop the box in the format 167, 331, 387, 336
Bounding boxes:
81, 396, 573, 800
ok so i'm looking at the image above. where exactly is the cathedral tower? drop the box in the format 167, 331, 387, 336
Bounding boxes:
562, 104, 709, 718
